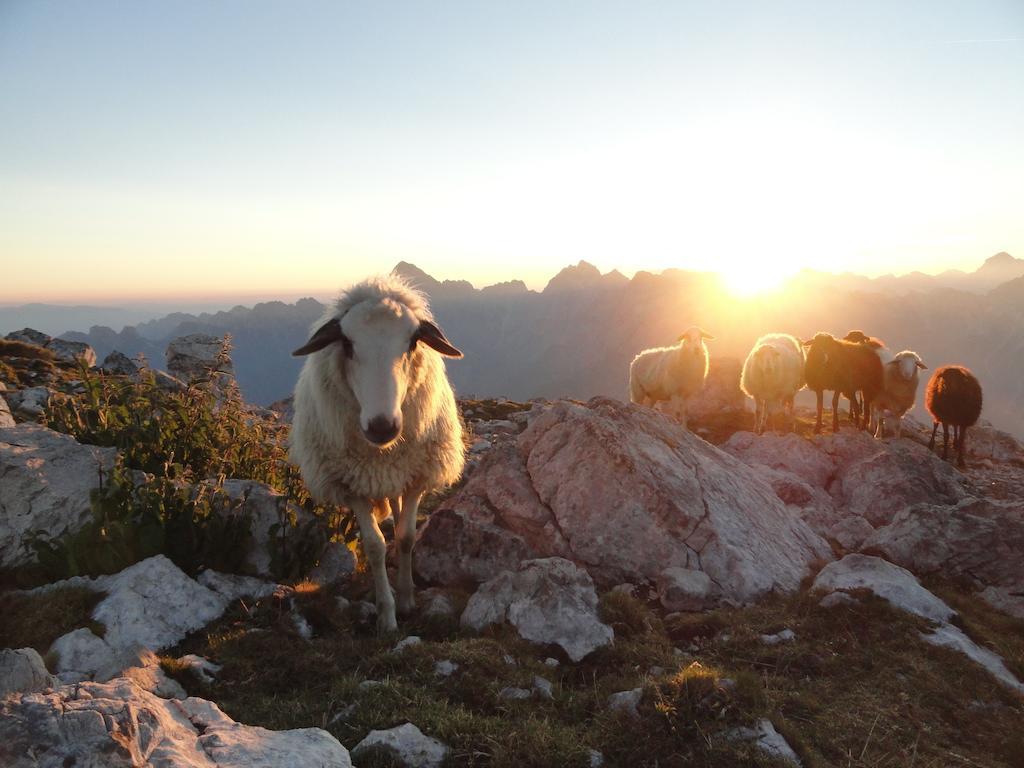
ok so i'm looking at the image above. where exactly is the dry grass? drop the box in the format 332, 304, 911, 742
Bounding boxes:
0, 587, 105, 656
161, 581, 1024, 767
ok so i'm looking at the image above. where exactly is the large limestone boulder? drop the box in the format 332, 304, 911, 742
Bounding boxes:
166, 334, 233, 384
0, 424, 119, 568
99, 350, 140, 376
0, 677, 352, 767
418, 398, 830, 603
462, 558, 613, 662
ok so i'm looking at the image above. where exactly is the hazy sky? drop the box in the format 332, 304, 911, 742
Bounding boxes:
1, 1, 1022, 302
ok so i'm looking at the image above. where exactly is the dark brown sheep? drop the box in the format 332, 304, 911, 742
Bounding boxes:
803, 332, 883, 433
925, 365, 983, 468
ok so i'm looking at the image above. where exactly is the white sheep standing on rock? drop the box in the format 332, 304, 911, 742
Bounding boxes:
289, 275, 466, 633
740, 333, 805, 434
629, 326, 714, 430
872, 350, 927, 439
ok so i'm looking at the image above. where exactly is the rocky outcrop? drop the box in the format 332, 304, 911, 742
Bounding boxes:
0, 677, 352, 767
41, 556, 231, 683
417, 398, 830, 603
3, 385, 53, 419
688, 357, 747, 421
99, 350, 141, 376
724, 430, 975, 549
4, 328, 96, 367
0, 424, 119, 568
813, 555, 1023, 693
166, 334, 233, 384
461, 558, 613, 662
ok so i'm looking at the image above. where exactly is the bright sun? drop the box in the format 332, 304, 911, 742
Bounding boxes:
719, 263, 794, 298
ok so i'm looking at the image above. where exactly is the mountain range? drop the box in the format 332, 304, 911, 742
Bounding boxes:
43, 252, 1024, 439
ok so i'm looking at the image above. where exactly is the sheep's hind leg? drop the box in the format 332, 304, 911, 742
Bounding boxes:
352, 498, 398, 634
814, 390, 823, 434
831, 391, 841, 433
928, 422, 939, 451
396, 489, 424, 616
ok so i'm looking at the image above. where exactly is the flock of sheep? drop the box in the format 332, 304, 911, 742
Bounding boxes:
628, 327, 984, 467
285, 273, 984, 633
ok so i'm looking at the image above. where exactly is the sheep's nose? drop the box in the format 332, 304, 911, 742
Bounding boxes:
364, 415, 400, 446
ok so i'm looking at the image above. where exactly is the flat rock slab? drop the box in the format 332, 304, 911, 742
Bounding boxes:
461, 557, 613, 662
0, 677, 352, 767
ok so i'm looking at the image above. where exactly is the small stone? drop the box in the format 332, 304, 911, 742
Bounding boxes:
359, 679, 384, 690
392, 636, 422, 653
292, 608, 313, 640
588, 749, 605, 767
607, 688, 643, 719
352, 722, 449, 768
176, 654, 222, 684
434, 660, 459, 678
759, 629, 796, 645
533, 676, 554, 700
498, 686, 532, 701
503, 654, 517, 666
544, 657, 560, 667
819, 592, 857, 608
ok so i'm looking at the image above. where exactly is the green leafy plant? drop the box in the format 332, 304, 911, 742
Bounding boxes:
35, 337, 347, 582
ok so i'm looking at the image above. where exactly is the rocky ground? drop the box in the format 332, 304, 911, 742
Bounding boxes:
1, 332, 1023, 767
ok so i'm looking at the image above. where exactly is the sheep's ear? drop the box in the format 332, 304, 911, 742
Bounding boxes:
916, 361, 928, 370
699, 329, 715, 341
415, 320, 463, 358
292, 319, 344, 356
802, 338, 814, 347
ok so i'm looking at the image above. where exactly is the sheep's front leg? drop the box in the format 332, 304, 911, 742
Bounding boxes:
396, 489, 424, 615
673, 396, 689, 430
352, 498, 397, 634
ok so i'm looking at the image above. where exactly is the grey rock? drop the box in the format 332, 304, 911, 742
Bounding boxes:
392, 636, 422, 653
0, 424, 119, 568
724, 719, 802, 766
176, 654, 223, 685
309, 541, 356, 587
351, 722, 448, 768
4, 386, 53, 418
607, 688, 642, 719
461, 557, 613, 662
166, 333, 233, 383
196, 570, 277, 602
99, 350, 140, 376
0, 677, 352, 767
533, 675, 554, 700
433, 660, 459, 678
656, 567, 715, 612
0, 648, 56, 698
759, 629, 796, 645
813, 554, 956, 624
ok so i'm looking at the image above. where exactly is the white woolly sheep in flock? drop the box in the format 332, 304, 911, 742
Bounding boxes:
740, 333, 806, 434
289, 275, 465, 633
872, 350, 927, 439
629, 326, 714, 430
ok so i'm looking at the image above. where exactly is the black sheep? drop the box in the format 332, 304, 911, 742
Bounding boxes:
925, 365, 983, 468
